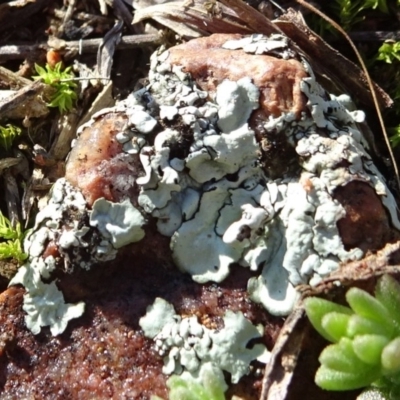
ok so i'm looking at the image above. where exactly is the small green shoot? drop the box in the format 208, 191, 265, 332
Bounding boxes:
377, 41, 400, 64
0, 124, 22, 152
332, 0, 388, 30
374, 42, 400, 147
305, 275, 400, 395
306, 0, 389, 35
0, 211, 28, 263
389, 126, 400, 148
33, 62, 77, 113
375, 41, 400, 107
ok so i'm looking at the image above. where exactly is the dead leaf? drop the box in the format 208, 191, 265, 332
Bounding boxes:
0, 81, 53, 120
274, 9, 393, 111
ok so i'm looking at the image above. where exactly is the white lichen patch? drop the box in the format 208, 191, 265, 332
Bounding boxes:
9, 179, 145, 336
117, 34, 399, 317
10, 261, 85, 336
216, 77, 259, 132
16, 33, 400, 337
23, 179, 123, 270
139, 298, 269, 384
171, 189, 242, 283
128, 109, 158, 134
22, 280, 84, 337
90, 198, 145, 248
222, 33, 296, 59
187, 124, 259, 183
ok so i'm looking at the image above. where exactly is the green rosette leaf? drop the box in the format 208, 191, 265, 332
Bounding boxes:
346, 288, 395, 337
375, 275, 400, 334
352, 334, 390, 366
347, 314, 393, 338
316, 364, 381, 391
167, 376, 208, 400
201, 368, 226, 400
304, 297, 353, 342
321, 312, 351, 342
319, 338, 371, 373
381, 337, 400, 373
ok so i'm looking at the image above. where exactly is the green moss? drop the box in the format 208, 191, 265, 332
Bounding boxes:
373, 41, 400, 147
306, 0, 389, 34
0, 211, 28, 263
33, 62, 78, 113
376, 42, 400, 64
0, 124, 22, 152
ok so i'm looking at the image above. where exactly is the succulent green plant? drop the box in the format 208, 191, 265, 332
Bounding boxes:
0, 124, 22, 152
33, 62, 78, 113
305, 275, 400, 393
0, 211, 28, 263
151, 370, 226, 400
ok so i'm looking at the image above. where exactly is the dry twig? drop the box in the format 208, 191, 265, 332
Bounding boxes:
0, 33, 163, 62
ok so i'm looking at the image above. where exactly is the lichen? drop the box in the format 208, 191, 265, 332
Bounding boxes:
90, 198, 145, 248
8, 179, 146, 335
128, 34, 399, 317
10, 261, 84, 336
15, 33, 400, 337
215, 77, 259, 132
222, 33, 295, 59
139, 298, 269, 384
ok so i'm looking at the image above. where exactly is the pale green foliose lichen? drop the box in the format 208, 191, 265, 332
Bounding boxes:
15, 33, 400, 338
126, 34, 400, 317
8, 179, 147, 336
139, 297, 270, 385
89, 198, 145, 249
222, 33, 294, 59
10, 261, 84, 336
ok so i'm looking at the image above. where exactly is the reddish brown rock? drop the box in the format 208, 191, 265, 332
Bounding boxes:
3, 33, 398, 400
167, 34, 308, 118
0, 252, 279, 399
334, 181, 399, 253
65, 113, 142, 207
166, 34, 307, 179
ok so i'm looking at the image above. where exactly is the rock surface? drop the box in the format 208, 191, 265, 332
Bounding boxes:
1, 33, 399, 399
